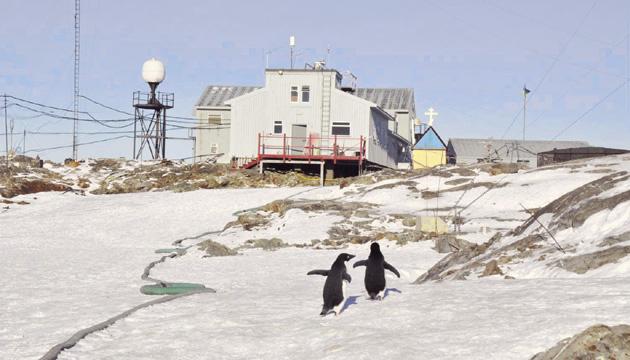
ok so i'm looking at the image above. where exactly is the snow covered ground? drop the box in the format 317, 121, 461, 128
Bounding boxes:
2, 155, 630, 359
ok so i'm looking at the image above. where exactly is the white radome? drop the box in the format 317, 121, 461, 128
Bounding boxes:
142, 58, 165, 84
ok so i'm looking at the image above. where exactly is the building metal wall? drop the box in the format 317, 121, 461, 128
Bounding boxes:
194, 107, 232, 163
215, 69, 411, 169
413, 149, 446, 169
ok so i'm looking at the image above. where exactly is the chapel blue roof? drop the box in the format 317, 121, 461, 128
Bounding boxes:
413, 127, 446, 150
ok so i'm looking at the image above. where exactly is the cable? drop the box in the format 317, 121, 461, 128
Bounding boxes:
5, 95, 90, 114
526, 33, 630, 129
25, 135, 132, 153
79, 94, 133, 116
552, 79, 629, 140
499, 0, 600, 139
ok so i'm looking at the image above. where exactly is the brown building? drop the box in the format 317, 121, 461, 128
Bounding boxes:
537, 147, 629, 167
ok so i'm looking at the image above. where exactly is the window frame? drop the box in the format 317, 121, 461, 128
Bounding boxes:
331, 122, 351, 136
273, 120, 283, 134
290, 86, 298, 102
301, 85, 310, 103
207, 114, 221, 125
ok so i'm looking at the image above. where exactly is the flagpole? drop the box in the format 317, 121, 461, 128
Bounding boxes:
522, 85, 529, 142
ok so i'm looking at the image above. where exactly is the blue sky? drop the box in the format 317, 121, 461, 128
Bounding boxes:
1, 0, 629, 161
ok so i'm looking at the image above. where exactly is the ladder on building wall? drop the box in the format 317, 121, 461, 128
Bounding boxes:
320, 74, 332, 152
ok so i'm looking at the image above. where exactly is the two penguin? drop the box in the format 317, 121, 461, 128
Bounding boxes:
307, 242, 400, 316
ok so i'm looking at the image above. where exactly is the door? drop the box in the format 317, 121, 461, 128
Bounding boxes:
291, 124, 307, 155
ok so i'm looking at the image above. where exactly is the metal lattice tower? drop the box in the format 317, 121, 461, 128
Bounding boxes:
72, 0, 80, 160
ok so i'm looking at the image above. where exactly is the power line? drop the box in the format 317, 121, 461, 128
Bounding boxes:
500, 0, 600, 140
25, 135, 132, 153
526, 33, 630, 129
79, 94, 132, 115
552, 79, 629, 140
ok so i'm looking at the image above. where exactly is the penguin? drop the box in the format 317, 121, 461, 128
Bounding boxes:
307, 253, 355, 316
353, 242, 400, 300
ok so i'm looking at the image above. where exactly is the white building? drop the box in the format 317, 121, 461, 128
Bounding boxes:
194, 68, 415, 172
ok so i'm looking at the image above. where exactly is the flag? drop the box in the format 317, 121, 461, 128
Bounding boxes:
523, 85, 531, 96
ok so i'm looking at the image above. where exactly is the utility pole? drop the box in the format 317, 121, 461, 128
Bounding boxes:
72, 0, 80, 160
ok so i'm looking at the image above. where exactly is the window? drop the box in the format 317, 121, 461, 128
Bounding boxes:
207, 114, 221, 125
210, 144, 219, 154
301, 86, 310, 102
331, 122, 350, 136
290, 86, 298, 102
274, 120, 283, 134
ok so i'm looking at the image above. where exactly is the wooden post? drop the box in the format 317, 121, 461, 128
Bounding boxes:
333, 135, 337, 164
320, 161, 324, 186
307, 134, 312, 163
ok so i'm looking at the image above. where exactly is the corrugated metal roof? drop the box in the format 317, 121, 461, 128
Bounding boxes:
354, 88, 415, 112
448, 138, 590, 160
195, 85, 261, 107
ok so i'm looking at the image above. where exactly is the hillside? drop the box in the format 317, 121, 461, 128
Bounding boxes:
2, 154, 630, 359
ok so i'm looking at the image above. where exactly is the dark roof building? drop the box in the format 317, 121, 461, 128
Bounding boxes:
537, 146, 630, 167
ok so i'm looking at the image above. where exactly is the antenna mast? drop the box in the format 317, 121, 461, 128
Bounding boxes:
72, 0, 80, 160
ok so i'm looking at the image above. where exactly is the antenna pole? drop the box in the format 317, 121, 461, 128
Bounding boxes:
72, 0, 80, 160
4, 94, 8, 167
522, 86, 528, 142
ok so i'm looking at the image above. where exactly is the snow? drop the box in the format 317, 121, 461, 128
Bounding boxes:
3, 155, 630, 359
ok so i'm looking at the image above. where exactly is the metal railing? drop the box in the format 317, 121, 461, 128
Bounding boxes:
257, 133, 366, 164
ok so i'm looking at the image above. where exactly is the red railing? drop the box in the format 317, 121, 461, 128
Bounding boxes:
257, 133, 366, 165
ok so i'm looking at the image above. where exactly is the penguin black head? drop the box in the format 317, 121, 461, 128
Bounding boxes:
370, 242, 380, 252
337, 253, 356, 262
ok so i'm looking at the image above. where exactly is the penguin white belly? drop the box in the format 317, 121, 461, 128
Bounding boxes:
332, 281, 348, 315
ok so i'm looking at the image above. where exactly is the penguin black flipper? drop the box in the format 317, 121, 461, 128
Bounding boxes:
307, 269, 329, 276
342, 272, 352, 283
384, 262, 400, 278
353, 260, 368, 268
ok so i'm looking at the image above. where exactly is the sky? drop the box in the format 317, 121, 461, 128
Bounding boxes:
1, 0, 629, 161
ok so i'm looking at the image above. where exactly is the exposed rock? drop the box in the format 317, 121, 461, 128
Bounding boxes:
243, 237, 287, 251
554, 246, 630, 274
198, 239, 237, 257
433, 235, 476, 253
530, 324, 630, 360
434, 237, 454, 253
480, 260, 503, 277
444, 178, 472, 186
1, 179, 72, 198
447, 167, 477, 177
414, 232, 502, 284
421, 181, 508, 199
224, 213, 269, 231
599, 231, 630, 247
513, 171, 630, 236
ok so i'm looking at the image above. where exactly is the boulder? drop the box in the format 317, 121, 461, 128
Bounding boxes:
530, 324, 630, 360
480, 260, 503, 277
